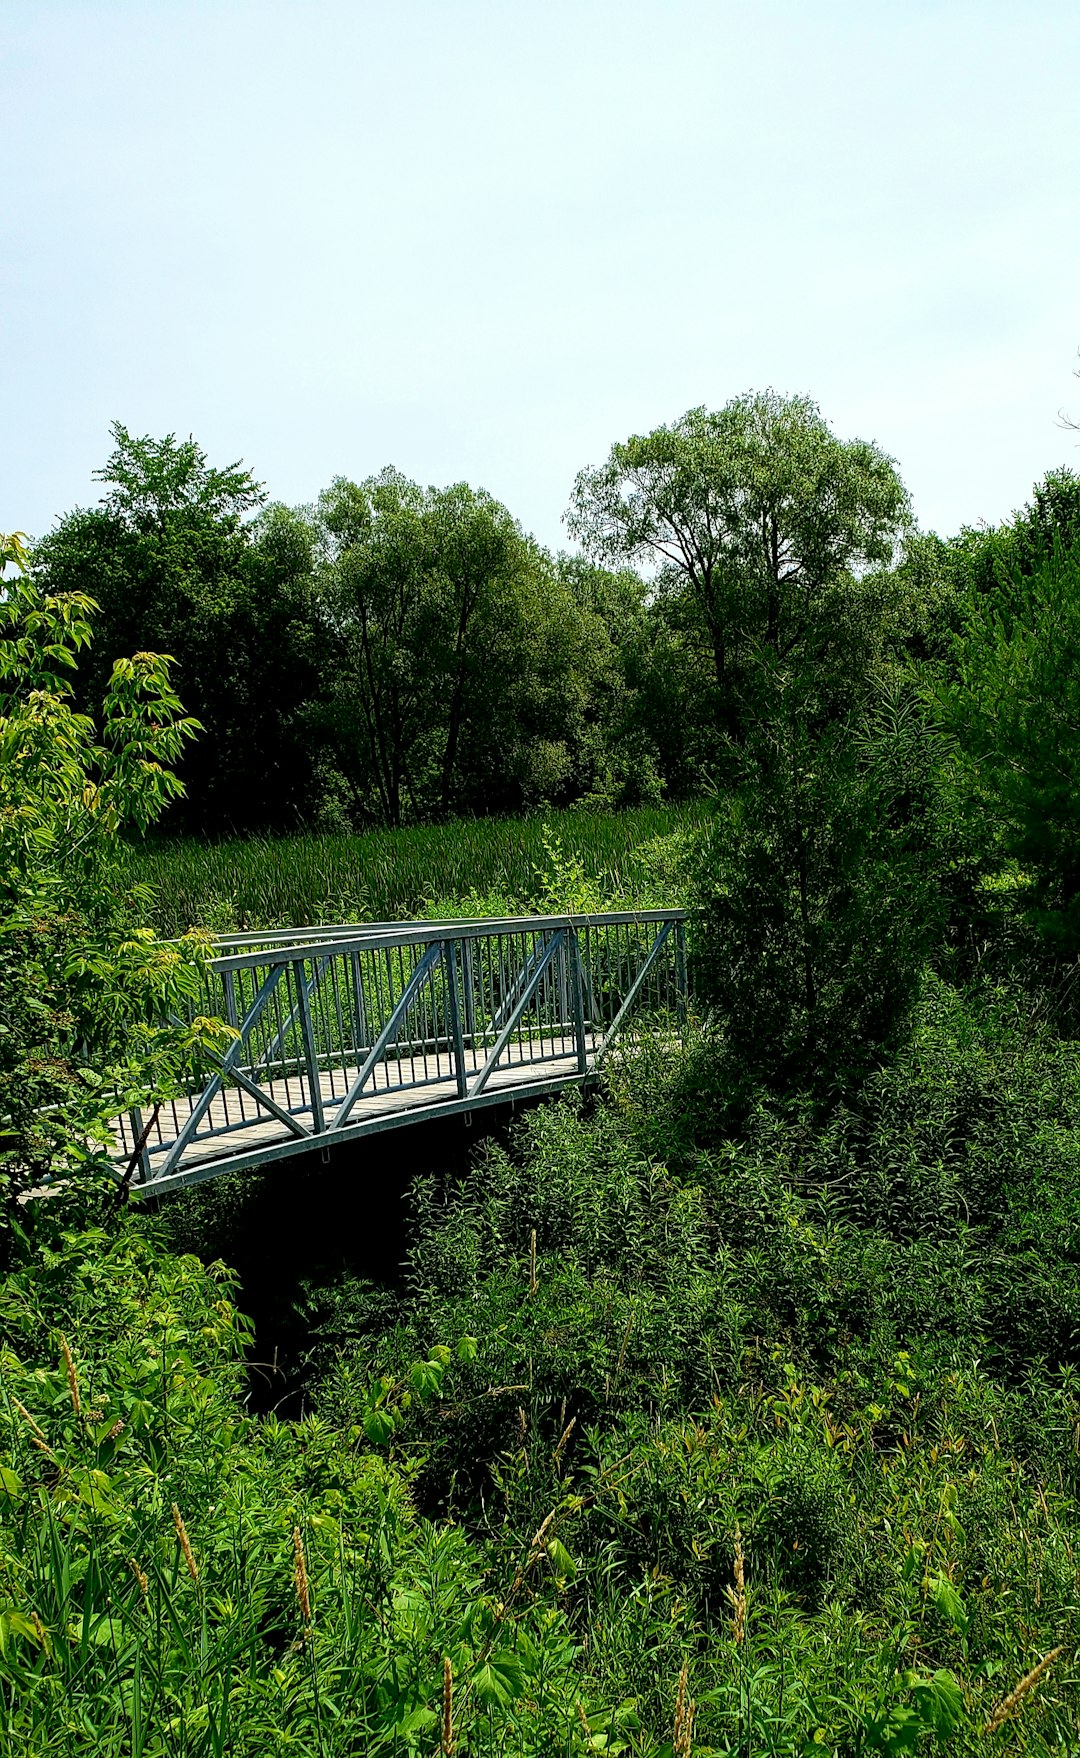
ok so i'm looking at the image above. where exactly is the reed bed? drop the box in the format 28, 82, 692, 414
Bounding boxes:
120, 804, 705, 936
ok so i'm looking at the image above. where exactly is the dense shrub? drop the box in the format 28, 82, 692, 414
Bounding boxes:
0, 1212, 611, 1755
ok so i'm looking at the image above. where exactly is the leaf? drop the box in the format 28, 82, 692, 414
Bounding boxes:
861, 1703, 923, 1756
457, 1334, 479, 1362
0, 1609, 44, 1649
900, 1540, 925, 1583
547, 1537, 576, 1579
928, 1574, 969, 1635
0, 1466, 23, 1500
912, 1670, 965, 1739
362, 1407, 395, 1445
472, 1650, 526, 1707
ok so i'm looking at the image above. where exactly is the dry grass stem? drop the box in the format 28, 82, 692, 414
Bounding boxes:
293, 1525, 311, 1626
12, 1396, 47, 1442
529, 1228, 538, 1297
59, 1336, 80, 1417
614, 1308, 636, 1380
553, 1415, 577, 1470
171, 1504, 198, 1584
481, 1505, 562, 1662
673, 1660, 695, 1758
985, 1645, 1064, 1733
441, 1655, 454, 1756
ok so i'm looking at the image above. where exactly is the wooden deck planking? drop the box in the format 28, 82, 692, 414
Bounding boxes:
125, 1033, 600, 1180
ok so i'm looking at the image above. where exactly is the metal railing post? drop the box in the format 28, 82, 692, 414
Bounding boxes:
295, 955, 325, 1133
569, 926, 588, 1074
462, 940, 476, 1048
444, 938, 468, 1098
222, 969, 239, 1033
350, 950, 368, 1056
675, 920, 688, 1026
128, 1106, 153, 1186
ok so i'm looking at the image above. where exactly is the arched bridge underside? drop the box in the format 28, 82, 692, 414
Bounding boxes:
114, 911, 688, 1197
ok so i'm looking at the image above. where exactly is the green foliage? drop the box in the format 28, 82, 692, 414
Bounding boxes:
0, 1218, 605, 1755
311, 1007, 1080, 1750
691, 674, 945, 1106
0, 538, 224, 1224
568, 391, 912, 742
947, 524, 1080, 953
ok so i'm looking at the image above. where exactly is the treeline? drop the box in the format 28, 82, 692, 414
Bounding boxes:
36, 394, 1079, 838
32, 430, 664, 832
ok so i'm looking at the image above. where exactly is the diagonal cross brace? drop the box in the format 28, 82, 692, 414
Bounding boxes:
157, 960, 290, 1178
469, 929, 563, 1097
330, 940, 443, 1130
174, 1035, 313, 1142
593, 920, 673, 1060
253, 954, 333, 1075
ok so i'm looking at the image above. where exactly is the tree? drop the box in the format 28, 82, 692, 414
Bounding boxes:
567, 392, 912, 734
34, 425, 323, 833
0, 532, 227, 1237
692, 665, 944, 1107
947, 515, 1080, 954
538, 557, 663, 807
314, 470, 589, 824
886, 467, 1080, 679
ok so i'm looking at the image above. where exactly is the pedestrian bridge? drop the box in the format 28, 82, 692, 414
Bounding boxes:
116, 910, 688, 1197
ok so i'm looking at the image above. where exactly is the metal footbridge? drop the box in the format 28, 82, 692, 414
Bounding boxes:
115, 910, 688, 1196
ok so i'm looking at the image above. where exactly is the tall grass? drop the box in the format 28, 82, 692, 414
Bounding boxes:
121, 804, 706, 936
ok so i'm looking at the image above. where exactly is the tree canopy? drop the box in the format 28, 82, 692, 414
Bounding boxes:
34, 425, 322, 833
567, 391, 912, 732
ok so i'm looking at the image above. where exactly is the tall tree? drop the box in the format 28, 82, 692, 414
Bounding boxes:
34, 425, 322, 833
314, 470, 587, 824
567, 391, 912, 733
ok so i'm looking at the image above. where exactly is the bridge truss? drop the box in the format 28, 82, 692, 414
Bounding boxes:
114, 910, 688, 1196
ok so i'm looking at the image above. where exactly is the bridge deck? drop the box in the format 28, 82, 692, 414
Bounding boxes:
123, 1039, 598, 1190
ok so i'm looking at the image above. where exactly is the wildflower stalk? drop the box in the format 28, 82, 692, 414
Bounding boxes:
171, 1504, 198, 1584
553, 1415, 577, 1471
441, 1655, 455, 1756
59, 1336, 80, 1417
673, 1660, 695, 1758
725, 1524, 747, 1646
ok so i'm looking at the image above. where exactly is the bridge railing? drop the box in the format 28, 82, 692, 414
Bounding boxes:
116, 910, 688, 1192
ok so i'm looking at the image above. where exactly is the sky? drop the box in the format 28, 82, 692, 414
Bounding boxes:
4, 0, 1079, 551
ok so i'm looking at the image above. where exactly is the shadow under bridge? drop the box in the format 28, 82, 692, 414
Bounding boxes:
117, 909, 689, 1196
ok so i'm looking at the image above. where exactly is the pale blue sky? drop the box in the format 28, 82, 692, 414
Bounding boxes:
4, 0, 1079, 550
